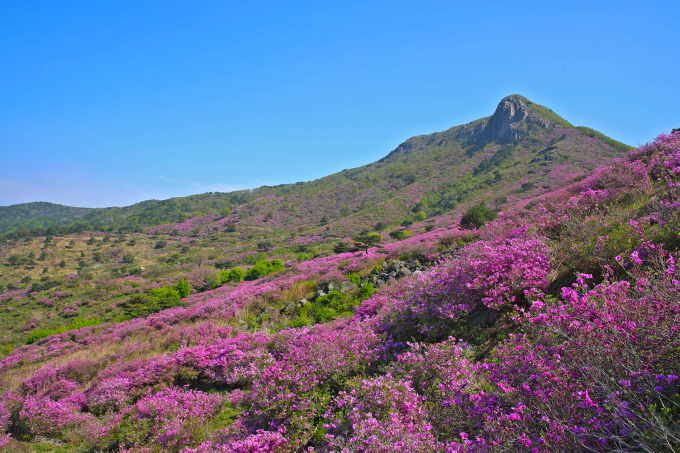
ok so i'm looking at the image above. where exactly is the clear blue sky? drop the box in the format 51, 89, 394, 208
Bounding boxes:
1, 0, 678, 207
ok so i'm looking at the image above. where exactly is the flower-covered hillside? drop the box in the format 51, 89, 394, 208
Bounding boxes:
0, 130, 677, 452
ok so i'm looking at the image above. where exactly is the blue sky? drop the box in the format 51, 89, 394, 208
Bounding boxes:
1, 0, 678, 207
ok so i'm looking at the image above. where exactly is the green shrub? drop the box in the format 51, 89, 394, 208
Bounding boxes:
389, 230, 412, 241
244, 259, 284, 281
123, 254, 135, 264
220, 267, 245, 284
148, 286, 181, 301
346, 272, 361, 285
459, 203, 497, 230
177, 280, 191, 298
27, 317, 101, 344
119, 294, 184, 318
296, 252, 313, 263
306, 290, 357, 323
332, 242, 351, 254
357, 282, 375, 300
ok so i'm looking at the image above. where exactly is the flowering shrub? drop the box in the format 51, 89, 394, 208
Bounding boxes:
104, 387, 225, 452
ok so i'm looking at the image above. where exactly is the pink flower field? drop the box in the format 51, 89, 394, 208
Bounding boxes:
0, 132, 679, 452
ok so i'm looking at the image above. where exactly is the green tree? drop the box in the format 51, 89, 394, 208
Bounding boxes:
258, 238, 273, 251
459, 203, 497, 230
339, 206, 351, 217
123, 254, 135, 264
21, 276, 31, 285
59, 260, 67, 268
333, 241, 352, 254
401, 219, 414, 228
226, 224, 237, 233
352, 233, 383, 255
320, 215, 329, 225
414, 211, 427, 221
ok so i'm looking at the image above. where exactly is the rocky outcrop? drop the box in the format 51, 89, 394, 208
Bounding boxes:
457, 95, 552, 144
479, 95, 530, 143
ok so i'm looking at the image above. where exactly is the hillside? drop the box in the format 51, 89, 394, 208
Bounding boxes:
2, 99, 677, 453
0, 95, 629, 237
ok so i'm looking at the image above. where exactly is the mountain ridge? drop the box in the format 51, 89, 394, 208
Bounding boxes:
0, 95, 632, 236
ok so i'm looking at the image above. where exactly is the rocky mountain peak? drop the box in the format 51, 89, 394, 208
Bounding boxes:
457, 94, 552, 144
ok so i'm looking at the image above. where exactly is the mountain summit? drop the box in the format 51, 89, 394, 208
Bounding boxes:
457, 94, 571, 144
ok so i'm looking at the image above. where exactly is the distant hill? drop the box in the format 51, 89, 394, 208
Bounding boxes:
0, 95, 631, 238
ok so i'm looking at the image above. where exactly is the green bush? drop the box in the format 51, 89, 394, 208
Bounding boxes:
357, 282, 375, 300
244, 259, 284, 281
332, 242, 351, 254
306, 290, 357, 323
177, 280, 191, 298
123, 254, 135, 264
389, 230, 412, 241
346, 272, 361, 285
220, 267, 245, 284
27, 317, 101, 344
296, 252, 313, 263
119, 294, 184, 318
148, 286, 181, 301
459, 203, 497, 230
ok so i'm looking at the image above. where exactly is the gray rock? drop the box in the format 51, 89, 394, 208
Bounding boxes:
340, 281, 357, 293
376, 279, 387, 288
389, 271, 397, 278
379, 273, 390, 281
34, 436, 65, 446
327, 282, 337, 292
284, 302, 296, 313
397, 268, 412, 278
469, 307, 498, 329
317, 290, 326, 298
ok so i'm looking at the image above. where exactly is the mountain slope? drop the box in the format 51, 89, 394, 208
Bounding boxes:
0, 95, 631, 237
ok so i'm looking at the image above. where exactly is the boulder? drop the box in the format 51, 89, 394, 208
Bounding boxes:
340, 282, 357, 293
397, 268, 412, 279
469, 307, 498, 328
